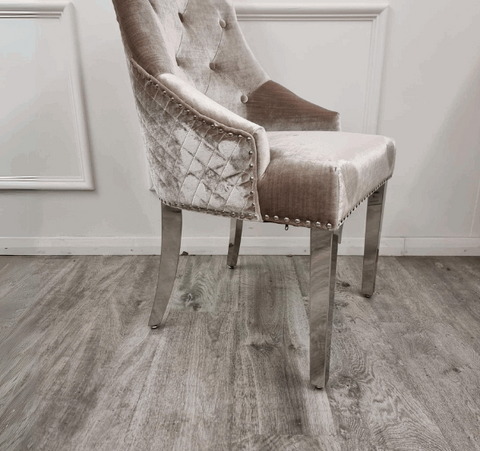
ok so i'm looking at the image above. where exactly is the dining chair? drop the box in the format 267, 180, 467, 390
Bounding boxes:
111, 0, 395, 389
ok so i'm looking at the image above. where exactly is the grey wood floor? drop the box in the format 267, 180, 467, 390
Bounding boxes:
0, 255, 479, 451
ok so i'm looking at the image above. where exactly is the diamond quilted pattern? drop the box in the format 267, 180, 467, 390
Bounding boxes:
129, 60, 261, 220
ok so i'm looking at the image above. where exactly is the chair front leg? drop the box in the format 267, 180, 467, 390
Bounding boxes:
149, 202, 183, 329
310, 228, 338, 389
362, 183, 387, 298
227, 219, 243, 269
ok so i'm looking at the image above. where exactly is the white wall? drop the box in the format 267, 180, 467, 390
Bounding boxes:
0, 0, 479, 256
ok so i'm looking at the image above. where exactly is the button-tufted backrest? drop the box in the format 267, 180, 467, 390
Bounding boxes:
112, 0, 270, 116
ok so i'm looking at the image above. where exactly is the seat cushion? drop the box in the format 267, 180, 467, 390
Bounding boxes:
258, 131, 396, 229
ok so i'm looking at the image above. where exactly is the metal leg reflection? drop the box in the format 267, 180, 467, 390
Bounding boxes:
362, 183, 387, 298
227, 219, 243, 269
148, 202, 182, 328
309, 228, 338, 389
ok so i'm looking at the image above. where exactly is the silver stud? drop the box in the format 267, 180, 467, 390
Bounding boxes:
162, 90, 167, 94
315, 222, 321, 228
210, 124, 215, 128
274, 216, 279, 221
193, 115, 197, 119
202, 120, 206, 124
250, 191, 254, 195
249, 163, 254, 168
231, 212, 236, 217
170, 97, 175, 100
284, 217, 289, 223
252, 202, 255, 206
186, 110, 190, 114
218, 128, 223, 133
240, 213, 244, 218
250, 176, 254, 181
178, 103, 182, 107
246, 137, 252, 141
219, 19, 227, 28
227, 132, 233, 137
248, 213, 253, 218
265, 215, 270, 220
305, 220, 311, 227
249, 150, 253, 155
326, 223, 332, 229
241, 94, 248, 104
295, 219, 300, 224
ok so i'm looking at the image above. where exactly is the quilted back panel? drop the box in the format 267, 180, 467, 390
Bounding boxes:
112, 0, 270, 116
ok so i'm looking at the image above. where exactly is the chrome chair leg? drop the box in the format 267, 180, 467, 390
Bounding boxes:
227, 219, 243, 269
148, 202, 183, 329
310, 228, 338, 389
336, 224, 344, 244
362, 183, 387, 298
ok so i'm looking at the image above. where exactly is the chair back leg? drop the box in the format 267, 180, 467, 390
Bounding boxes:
227, 219, 243, 269
309, 228, 338, 389
148, 203, 183, 328
362, 182, 387, 297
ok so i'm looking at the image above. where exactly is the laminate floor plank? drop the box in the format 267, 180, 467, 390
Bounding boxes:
381, 321, 480, 451
394, 257, 480, 354
1, 255, 479, 450
232, 257, 338, 450
294, 256, 454, 451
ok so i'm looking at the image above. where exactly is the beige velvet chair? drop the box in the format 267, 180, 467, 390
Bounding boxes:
112, 0, 395, 389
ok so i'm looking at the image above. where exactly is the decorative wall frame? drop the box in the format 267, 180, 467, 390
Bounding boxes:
0, 1, 93, 190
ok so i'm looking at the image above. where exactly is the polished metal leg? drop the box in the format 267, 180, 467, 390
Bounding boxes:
227, 219, 243, 269
309, 228, 338, 389
362, 183, 387, 298
148, 203, 182, 329
336, 224, 344, 244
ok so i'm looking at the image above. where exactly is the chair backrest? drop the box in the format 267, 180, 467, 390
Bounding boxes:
111, 0, 270, 116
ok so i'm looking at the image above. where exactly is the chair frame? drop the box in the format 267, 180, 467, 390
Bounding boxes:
149, 182, 387, 389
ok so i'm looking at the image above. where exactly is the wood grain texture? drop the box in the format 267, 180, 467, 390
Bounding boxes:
1, 255, 479, 450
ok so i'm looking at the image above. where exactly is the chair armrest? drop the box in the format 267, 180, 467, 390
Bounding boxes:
128, 60, 268, 221
246, 80, 341, 132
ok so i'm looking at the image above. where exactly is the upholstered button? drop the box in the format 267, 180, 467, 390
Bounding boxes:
178, 12, 184, 22
241, 94, 248, 103
209, 62, 216, 70
219, 19, 226, 28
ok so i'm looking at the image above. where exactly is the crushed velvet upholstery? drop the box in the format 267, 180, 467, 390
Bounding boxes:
258, 132, 395, 228
247, 81, 340, 131
112, 0, 396, 229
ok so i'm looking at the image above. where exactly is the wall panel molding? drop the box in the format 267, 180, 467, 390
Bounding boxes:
0, 1, 94, 190
236, 2, 389, 134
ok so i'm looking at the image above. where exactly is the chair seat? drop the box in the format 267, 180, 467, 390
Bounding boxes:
258, 131, 395, 229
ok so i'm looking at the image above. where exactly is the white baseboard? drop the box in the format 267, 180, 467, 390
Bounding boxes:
1, 236, 479, 256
